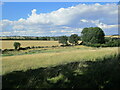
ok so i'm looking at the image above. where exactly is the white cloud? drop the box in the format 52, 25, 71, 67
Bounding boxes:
1, 3, 118, 36
80, 19, 89, 23
13, 25, 25, 30
81, 19, 118, 29
93, 21, 118, 29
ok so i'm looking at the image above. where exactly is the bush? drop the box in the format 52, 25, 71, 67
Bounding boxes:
105, 39, 120, 47
13, 42, 21, 50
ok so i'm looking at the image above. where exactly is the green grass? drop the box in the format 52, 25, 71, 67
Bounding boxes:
2, 46, 118, 75
2, 53, 120, 89
2, 45, 90, 57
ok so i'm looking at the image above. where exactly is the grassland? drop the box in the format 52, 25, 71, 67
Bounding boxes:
2, 45, 118, 75
2, 52, 120, 88
1, 40, 119, 89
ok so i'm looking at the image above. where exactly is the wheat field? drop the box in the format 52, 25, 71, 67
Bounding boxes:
1, 40, 60, 49
1, 40, 82, 49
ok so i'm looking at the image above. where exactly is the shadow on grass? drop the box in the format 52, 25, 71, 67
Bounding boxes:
2, 54, 120, 89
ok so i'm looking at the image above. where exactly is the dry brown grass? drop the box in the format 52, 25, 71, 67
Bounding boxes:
105, 35, 120, 38
1, 40, 60, 49
1, 40, 82, 49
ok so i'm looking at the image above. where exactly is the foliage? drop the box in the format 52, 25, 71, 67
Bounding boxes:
1, 36, 60, 41
83, 38, 120, 47
59, 36, 68, 46
81, 27, 105, 44
105, 38, 120, 47
13, 42, 21, 50
47, 74, 65, 84
69, 34, 79, 45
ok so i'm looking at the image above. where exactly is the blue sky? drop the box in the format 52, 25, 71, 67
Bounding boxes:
1, 2, 119, 36
3, 2, 87, 20
2, 2, 117, 20
2, 0, 119, 2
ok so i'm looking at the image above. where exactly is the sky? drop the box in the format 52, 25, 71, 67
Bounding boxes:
2, 0, 119, 2
0, 2, 119, 36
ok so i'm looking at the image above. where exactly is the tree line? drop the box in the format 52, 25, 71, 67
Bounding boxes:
58, 27, 120, 47
8, 27, 120, 50
59, 27, 105, 46
1, 36, 81, 41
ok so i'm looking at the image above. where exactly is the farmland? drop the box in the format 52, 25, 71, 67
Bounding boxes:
2, 45, 118, 75
1, 40, 120, 89
1, 40, 60, 49
1, 2, 120, 89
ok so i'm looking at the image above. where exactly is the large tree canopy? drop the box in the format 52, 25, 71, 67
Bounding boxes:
81, 27, 105, 44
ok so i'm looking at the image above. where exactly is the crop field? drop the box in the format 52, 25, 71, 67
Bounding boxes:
1, 40, 82, 49
105, 35, 120, 38
2, 45, 118, 75
1, 40, 60, 49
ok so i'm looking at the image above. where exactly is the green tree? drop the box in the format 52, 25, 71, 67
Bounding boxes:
36, 37, 39, 40
59, 36, 68, 46
69, 34, 79, 45
14, 42, 21, 50
81, 27, 105, 44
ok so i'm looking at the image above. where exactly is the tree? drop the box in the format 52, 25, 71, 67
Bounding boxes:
59, 36, 68, 46
14, 42, 21, 50
36, 37, 39, 40
81, 27, 105, 44
69, 34, 79, 45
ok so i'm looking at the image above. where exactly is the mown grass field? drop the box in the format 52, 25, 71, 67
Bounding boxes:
2, 45, 118, 75
1, 40, 60, 49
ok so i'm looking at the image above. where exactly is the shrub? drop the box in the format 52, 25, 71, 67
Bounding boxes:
13, 42, 21, 50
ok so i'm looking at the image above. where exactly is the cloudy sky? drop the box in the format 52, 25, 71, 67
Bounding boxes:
1, 2, 119, 36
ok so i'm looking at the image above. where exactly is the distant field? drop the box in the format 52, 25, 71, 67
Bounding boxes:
105, 35, 120, 38
1, 40, 82, 49
2, 46, 118, 75
1, 40, 60, 49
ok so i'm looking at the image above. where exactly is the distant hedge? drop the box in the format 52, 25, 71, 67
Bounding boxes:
82, 38, 120, 47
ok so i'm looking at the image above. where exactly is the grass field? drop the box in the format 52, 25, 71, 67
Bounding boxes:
2, 46, 118, 75
1, 40, 119, 88
3, 53, 120, 88
1, 40, 60, 49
